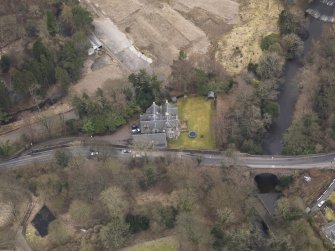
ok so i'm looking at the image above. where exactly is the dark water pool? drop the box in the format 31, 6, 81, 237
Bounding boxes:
31, 205, 56, 237
254, 173, 278, 193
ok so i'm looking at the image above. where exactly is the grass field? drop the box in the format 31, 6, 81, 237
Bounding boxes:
325, 207, 335, 221
328, 192, 335, 204
169, 97, 215, 150
122, 236, 178, 251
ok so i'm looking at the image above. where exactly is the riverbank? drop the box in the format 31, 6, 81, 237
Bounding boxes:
262, 0, 335, 155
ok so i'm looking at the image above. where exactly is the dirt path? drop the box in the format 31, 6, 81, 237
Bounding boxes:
15, 227, 32, 251
71, 61, 126, 95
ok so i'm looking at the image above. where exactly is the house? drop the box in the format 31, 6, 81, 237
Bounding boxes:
132, 100, 180, 148
88, 33, 103, 55
322, 221, 335, 245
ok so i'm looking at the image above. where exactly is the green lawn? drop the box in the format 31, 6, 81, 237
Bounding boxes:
328, 192, 335, 204
122, 236, 178, 251
169, 96, 215, 150
325, 207, 335, 222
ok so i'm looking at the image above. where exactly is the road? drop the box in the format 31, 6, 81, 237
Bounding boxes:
1, 143, 335, 170
311, 178, 335, 212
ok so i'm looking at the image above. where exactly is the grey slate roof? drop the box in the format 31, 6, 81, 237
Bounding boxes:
134, 101, 180, 148
322, 221, 335, 244
140, 101, 179, 134
132, 133, 167, 148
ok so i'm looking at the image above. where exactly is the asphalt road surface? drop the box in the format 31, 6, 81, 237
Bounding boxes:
1, 144, 335, 170
311, 178, 335, 212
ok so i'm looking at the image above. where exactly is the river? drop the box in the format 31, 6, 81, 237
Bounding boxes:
261, 0, 335, 155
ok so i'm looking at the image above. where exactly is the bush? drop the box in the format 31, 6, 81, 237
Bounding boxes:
159, 206, 177, 228
247, 62, 258, 75
281, 33, 304, 60
223, 79, 237, 94
0, 141, 12, 157
48, 220, 70, 245
268, 42, 284, 55
256, 52, 284, 80
325, 200, 333, 208
261, 33, 280, 51
278, 175, 293, 189
139, 167, 158, 190
211, 223, 224, 249
241, 140, 262, 154
100, 217, 130, 250
25, 22, 38, 37
69, 200, 92, 225
277, 198, 303, 222
179, 50, 187, 60
262, 100, 279, 117
54, 150, 71, 168
278, 10, 304, 36
125, 213, 150, 234
47, 11, 57, 37
0, 55, 11, 73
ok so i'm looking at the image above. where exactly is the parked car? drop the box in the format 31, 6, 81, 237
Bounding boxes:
318, 200, 325, 208
131, 124, 141, 134
89, 151, 99, 158
121, 149, 131, 154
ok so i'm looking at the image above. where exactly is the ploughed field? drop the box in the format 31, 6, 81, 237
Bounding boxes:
81, 0, 239, 77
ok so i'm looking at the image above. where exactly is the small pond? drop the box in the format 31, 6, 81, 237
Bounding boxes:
31, 205, 56, 237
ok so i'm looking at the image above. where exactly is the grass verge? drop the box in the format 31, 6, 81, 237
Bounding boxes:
122, 236, 178, 251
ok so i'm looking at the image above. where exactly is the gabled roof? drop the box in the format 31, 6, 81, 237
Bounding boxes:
162, 101, 178, 116
140, 120, 166, 133
132, 133, 167, 148
144, 102, 162, 116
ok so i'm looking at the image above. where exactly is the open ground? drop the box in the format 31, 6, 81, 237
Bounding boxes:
81, 0, 239, 78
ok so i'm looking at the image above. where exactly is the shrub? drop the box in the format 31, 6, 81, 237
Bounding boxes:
100, 217, 130, 250
247, 62, 258, 75
262, 100, 279, 118
278, 10, 304, 36
256, 52, 284, 80
278, 175, 293, 189
47, 11, 57, 37
261, 33, 280, 51
179, 50, 187, 60
223, 79, 237, 94
325, 200, 333, 208
0, 141, 12, 157
281, 33, 304, 60
139, 167, 158, 190
0, 55, 11, 73
125, 213, 150, 233
159, 206, 177, 228
48, 220, 70, 245
69, 200, 92, 225
54, 150, 71, 168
